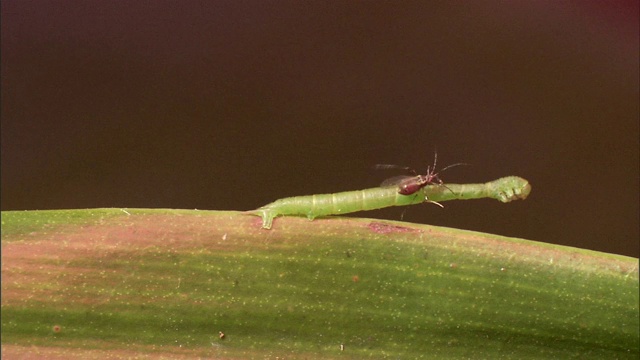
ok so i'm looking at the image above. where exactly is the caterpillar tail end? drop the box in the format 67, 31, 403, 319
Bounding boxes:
244, 209, 276, 230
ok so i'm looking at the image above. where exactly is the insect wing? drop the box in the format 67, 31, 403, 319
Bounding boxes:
380, 175, 415, 188
374, 164, 412, 171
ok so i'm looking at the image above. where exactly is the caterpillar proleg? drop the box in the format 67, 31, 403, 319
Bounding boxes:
246, 176, 531, 229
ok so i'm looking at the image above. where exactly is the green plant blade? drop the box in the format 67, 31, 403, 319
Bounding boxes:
2, 209, 638, 359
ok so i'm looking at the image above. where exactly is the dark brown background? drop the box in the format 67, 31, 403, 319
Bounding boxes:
2, 1, 638, 257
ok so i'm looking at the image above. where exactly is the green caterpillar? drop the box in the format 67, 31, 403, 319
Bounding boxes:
246, 176, 531, 229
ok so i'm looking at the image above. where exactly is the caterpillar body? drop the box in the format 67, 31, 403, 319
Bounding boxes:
246, 176, 531, 229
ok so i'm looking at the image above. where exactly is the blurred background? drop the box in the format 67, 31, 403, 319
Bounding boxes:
2, 1, 637, 257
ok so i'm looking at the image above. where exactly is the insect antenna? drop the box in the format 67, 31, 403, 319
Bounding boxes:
426, 150, 470, 193
429, 150, 470, 175
438, 162, 471, 173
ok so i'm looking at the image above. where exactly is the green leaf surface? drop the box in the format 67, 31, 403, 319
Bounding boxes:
1, 209, 638, 359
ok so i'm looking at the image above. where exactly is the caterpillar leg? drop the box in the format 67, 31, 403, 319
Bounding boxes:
493, 177, 532, 203
245, 209, 276, 229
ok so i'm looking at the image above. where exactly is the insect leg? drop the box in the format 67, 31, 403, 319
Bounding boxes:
401, 192, 421, 220
422, 190, 444, 208
425, 198, 444, 208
